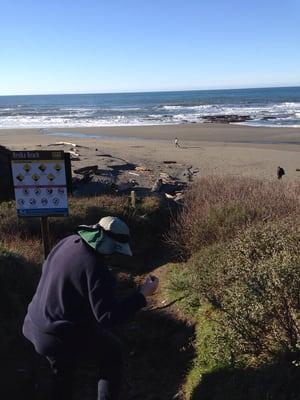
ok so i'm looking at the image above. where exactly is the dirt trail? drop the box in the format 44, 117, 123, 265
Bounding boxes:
118, 266, 195, 400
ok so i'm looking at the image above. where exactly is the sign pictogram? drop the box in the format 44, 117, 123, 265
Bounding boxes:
54, 164, 62, 172
23, 164, 31, 172
38, 164, 47, 172
32, 173, 40, 182
16, 173, 25, 182
47, 173, 55, 182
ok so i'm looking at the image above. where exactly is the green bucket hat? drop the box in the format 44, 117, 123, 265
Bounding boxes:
77, 216, 132, 256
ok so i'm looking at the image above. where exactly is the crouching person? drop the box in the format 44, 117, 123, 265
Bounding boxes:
22, 216, 159, 400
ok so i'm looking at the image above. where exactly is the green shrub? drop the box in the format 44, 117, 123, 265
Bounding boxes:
175, 218, 300, 365
184, 305, 234, 399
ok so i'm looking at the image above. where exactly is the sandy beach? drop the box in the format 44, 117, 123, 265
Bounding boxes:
1, 124, 300, 190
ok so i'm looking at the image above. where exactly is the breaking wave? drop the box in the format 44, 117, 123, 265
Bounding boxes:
0, 89, 300, 128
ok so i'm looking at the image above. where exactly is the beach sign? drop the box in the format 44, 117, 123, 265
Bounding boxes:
11, 150, 69, 218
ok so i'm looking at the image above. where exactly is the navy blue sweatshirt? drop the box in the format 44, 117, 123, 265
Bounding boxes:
24, 235, 146, 335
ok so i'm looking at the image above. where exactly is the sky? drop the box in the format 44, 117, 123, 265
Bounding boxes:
0, 0, 299, 95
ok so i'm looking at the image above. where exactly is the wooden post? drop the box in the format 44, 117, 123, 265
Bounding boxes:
130, 190, 136, 208
40, 217, 50, 260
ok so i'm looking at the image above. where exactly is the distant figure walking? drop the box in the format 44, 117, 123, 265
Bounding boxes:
277, 166, 285, 179
174, 137, 180, 148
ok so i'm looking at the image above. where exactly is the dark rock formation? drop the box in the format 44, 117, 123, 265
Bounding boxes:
261, 116, 277, 121
202, 115, 251, 123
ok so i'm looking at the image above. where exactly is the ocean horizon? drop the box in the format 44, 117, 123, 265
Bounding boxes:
0, 86, 300, 129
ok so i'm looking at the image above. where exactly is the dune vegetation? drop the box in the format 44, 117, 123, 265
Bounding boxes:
165, 176, 300, 399
1, 176, 300, 399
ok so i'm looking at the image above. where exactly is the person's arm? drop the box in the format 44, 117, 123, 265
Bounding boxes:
87, 265, 159, 328
88, 282, 146, 327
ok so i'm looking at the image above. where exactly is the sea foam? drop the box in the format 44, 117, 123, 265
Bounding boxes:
1, 88, 300, 128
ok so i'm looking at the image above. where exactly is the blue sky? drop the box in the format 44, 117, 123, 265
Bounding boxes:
0, 0, 299, 95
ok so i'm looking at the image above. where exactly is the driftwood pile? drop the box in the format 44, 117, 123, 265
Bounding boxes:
72, 161, 199, 202
46, 142, 200, 201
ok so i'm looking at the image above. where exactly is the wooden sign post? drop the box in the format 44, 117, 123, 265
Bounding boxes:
40, 216, 50, 259
11, 150, 69, 259
130, 190, 136, 208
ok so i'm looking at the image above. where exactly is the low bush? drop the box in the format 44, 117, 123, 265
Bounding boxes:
167, 176, 300, 258
169, 218, 300, 366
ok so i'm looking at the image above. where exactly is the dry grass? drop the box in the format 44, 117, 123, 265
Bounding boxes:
167, 176, 300, 258
0, 194, 167, 269
0, 196, 131, 264
0, 235, 43, 265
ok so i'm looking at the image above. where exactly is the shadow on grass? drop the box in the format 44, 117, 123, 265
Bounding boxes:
118, 308, 195, 400
46, 307, 195, 400
0, 247, 41, 400
62, 307, 195, 400
5, 298, 195, 400
190, 356, 300, 400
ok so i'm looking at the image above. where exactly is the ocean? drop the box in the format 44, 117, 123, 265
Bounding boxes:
0, 86, 300, 129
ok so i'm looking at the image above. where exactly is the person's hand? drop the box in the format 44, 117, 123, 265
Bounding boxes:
140, 275, 159, 297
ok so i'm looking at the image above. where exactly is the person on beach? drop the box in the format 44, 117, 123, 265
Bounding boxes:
174, 137, 180, 148
22, 216, 159, 400
277, 166, 285, 179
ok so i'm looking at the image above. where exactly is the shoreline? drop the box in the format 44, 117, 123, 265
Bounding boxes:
0, 121, 299, 131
